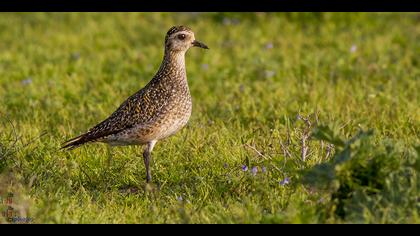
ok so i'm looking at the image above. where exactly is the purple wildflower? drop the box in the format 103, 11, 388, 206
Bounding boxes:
280, 177, 290, 186
265, 42, 273, 49
242, 165, 248, 172
201, 64, 209, 70
223, 18, 232, 25
223, 163, 228, 168
177, 196, 183, 201
21, 78, 32, 85
251, 166, 258, 176
350, 44, 357, 53
262, 166, 267, 173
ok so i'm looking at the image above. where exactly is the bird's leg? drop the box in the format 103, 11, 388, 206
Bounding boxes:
143, 150, 151, 183
104, 145, 114, 190
143, 140, 157, 183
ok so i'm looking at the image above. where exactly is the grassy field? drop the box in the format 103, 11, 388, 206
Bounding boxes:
0, 12, 419, 224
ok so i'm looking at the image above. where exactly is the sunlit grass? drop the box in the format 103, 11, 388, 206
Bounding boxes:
0, 12, 419, 223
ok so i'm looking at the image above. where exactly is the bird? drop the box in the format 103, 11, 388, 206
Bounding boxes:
61, 25, 209, 183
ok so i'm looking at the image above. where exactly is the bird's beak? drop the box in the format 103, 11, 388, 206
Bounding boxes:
192, 40, 209, 49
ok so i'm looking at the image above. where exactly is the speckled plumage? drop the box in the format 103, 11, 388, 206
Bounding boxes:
62, 26, 208, 182
67, 51, 191, 147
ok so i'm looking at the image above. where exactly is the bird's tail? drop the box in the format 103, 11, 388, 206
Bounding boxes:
61, 134, 88, 150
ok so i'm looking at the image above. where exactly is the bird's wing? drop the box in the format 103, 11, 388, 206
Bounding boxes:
61, 86, 158, 150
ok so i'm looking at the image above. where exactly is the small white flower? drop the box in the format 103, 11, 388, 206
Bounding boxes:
265, 70, 275, 78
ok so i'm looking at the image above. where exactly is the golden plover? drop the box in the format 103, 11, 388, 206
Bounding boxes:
62, 26, 209, 183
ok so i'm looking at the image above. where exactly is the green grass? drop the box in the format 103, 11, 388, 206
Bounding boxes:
0, 12, 419, 223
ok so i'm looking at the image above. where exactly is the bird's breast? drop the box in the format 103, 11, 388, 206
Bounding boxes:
153, 94, 192, 140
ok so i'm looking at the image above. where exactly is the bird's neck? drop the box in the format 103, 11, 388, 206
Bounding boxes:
156, 50, 187, 81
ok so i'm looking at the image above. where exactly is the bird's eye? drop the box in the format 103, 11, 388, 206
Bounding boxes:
178, 34, 186, 40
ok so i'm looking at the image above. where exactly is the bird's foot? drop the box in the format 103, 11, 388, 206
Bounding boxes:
143, 181, 159, 193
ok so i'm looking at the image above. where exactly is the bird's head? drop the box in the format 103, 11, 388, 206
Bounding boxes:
165, 26, 209, 53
